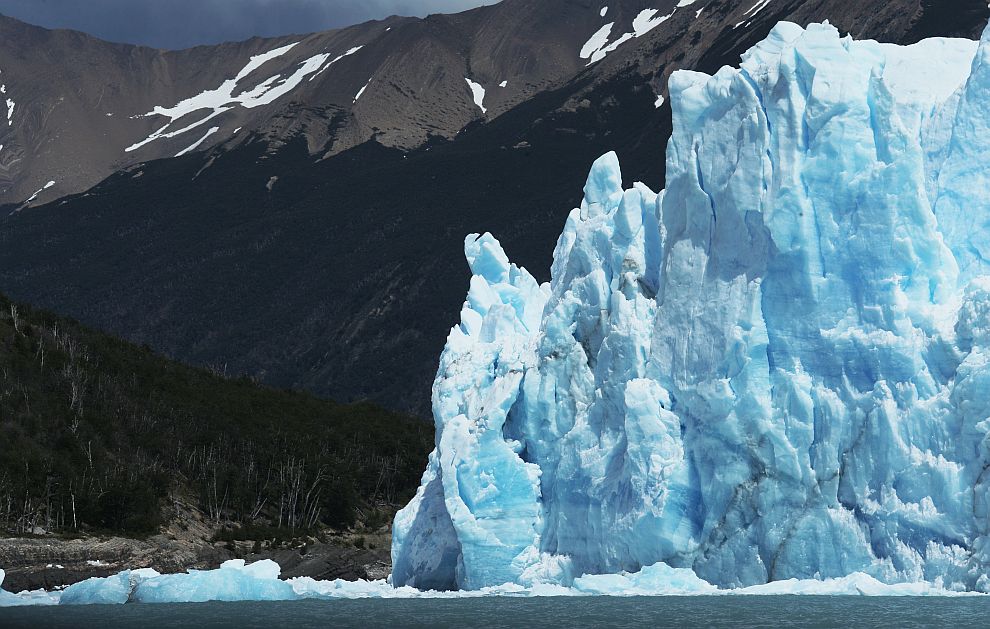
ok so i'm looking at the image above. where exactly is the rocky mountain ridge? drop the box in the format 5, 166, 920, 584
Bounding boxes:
0, 0, 697, 207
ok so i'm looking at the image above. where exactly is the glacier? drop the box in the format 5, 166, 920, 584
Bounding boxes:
391, 19, 990, 592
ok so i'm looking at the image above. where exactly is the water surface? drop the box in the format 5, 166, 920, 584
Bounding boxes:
3, 596, 988, 628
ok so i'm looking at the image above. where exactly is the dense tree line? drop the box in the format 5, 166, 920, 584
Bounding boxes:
0, 293, 433, 536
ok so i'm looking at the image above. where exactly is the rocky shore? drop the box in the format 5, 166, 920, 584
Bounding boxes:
0, 501, 393, 593
0, 534, 391, 593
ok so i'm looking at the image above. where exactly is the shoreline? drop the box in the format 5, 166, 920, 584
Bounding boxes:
0, 532, 391, 593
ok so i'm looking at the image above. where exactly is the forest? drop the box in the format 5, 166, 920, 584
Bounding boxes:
0, 292, 433, 537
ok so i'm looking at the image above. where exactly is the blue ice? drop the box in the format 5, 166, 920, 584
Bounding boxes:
392, 20, 990, 592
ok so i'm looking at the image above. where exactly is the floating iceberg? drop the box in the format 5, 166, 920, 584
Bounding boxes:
392, 19, 990, 592
60, 569, 161, 605
0, 568, 59, 607
56, 560, 298, 605
2, 562, 296, 607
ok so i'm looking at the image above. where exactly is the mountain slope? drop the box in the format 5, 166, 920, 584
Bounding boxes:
0, 0, 987, 416
0, 0, 664, 207
0, 291, 431, 538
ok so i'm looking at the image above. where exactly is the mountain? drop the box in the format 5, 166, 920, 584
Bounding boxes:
392, 19, 990, 591
0, 0, 654, 208
0, 0, 988, 417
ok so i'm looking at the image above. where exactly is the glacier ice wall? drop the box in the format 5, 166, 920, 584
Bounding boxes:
392, 20, 990, 591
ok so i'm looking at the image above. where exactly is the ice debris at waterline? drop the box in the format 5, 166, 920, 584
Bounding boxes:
0, 561, 296, 607
0, 560, 983, 605
62, 560, 297, 604
0, 568, 59, 607
391, 18, 990, 593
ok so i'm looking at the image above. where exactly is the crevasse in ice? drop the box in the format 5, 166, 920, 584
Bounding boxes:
392, 20, 990, 591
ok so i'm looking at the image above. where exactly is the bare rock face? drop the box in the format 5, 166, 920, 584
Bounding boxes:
0, 0, 630, 207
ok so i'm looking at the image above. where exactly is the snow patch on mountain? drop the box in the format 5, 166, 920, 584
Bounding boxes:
1, 69, 10, 127
580, 23, 615, 63
744, 0, 775, 18
354, 78, 372, 103
581, 8, 676, 64
631, 9, 673, 36
126, 42, 347, 154
736, 0, 777, 28
238, 43, 299, 80
311, 46, 364, 81
25, 181, 55, 203
175, 126, 220, 157
465, 78, 487, 114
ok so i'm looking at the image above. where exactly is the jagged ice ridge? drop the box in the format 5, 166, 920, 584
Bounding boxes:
391, 19, 990, 592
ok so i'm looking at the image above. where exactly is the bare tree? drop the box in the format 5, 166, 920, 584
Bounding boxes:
9, 304, 20, 334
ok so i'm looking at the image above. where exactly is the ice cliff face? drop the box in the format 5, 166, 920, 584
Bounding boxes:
392, 20, 990, 591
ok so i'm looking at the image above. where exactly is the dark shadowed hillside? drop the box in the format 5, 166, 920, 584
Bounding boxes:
0, 292, 432, 538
